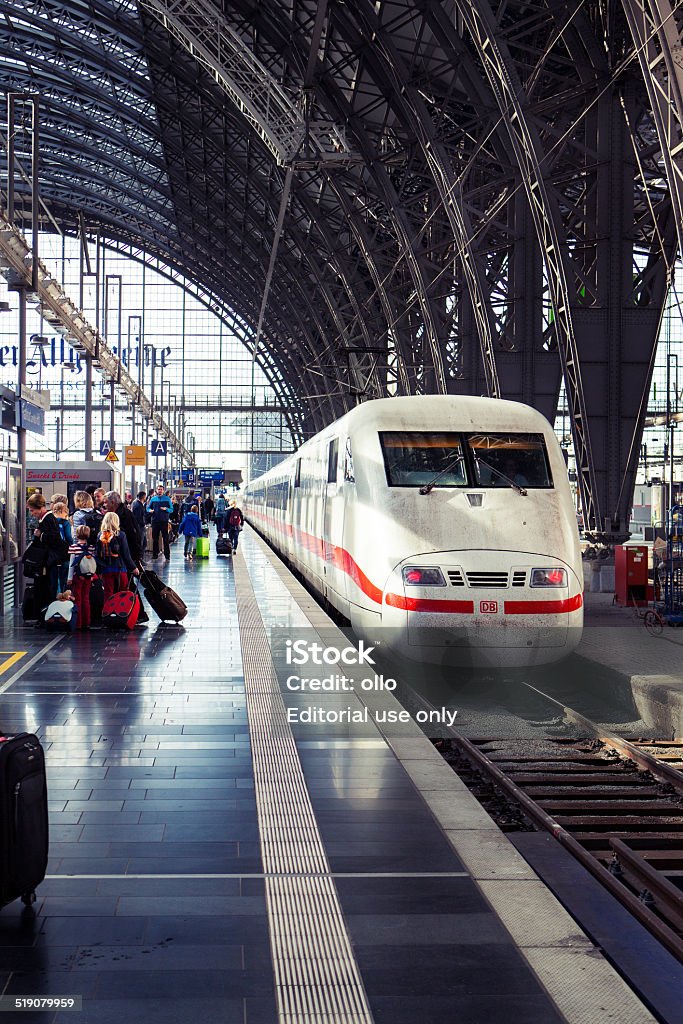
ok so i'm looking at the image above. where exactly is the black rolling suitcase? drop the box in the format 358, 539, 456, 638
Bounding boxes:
90, 577, 105, 627
0, 733, 48, 911
216, 536, 232, 556
139, 567, 187, 623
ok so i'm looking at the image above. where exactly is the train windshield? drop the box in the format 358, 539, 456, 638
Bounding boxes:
380, 433, 467, 487
468, 433, 552, 488
380, 431, 553, 488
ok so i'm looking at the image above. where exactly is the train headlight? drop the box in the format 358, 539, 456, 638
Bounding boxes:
530, 568, 567, 588
402, 566, 446, 586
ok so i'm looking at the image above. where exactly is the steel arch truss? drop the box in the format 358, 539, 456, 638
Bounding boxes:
0, 0, 679, 536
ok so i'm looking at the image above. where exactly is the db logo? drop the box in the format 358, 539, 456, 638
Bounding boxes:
480, 600, 498, 614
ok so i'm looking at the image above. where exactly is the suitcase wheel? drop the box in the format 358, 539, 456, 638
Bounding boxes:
21, 891, 36, 906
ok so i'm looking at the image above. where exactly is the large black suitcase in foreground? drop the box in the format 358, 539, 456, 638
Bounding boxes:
0, 733, 48, 910
140, 567, 187, 623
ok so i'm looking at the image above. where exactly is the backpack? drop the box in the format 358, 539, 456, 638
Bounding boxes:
21, 541, 49, 578
97, 534, 121, 568
216, 497, 227, 514
229, 508, 241, 528
84, 510, 102, 539
78, 553, 97, 577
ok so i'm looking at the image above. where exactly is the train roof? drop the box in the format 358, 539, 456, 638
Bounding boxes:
246, 395, 556, 489
338, 395, 553, 433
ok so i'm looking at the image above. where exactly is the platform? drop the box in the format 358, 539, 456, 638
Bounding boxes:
576, 589, 683, 735
0, 529, 657, 1023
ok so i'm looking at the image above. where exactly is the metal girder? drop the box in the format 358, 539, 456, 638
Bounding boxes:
139, 0, 352, 166
0, 210, 192, 462
451, 0, 600, 534
335, 0, 499, 398
621, 0, 683, 260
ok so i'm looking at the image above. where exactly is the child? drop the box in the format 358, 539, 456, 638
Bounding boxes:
67, 525, 97, 630
52, 501, 73, 593
44, 590, 77, 632
178, 504, 202, 559
96, 511, 137, 601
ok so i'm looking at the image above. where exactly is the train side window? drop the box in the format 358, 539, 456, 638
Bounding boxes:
294, 458, 301, 488
344, 438, 355, 482
327, 438, 339, 483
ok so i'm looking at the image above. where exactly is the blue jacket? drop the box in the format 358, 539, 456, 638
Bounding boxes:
146, 494, 173, 524
178, 511, 202, 537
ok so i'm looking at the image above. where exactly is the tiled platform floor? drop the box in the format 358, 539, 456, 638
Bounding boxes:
0, 530, 636, 1023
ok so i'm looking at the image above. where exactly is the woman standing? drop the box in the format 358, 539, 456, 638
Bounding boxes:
25, 493, 68, 624
96, 511, 138, 602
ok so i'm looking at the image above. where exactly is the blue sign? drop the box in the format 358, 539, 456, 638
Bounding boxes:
181, 469, 195, 484
99, 440, 111, 456
199, 470, 224, 483
16, 398, 45, 435
150, 439, 167, 457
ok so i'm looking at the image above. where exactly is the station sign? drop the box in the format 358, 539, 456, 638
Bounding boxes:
125, 445, 146, 466
20, 385, 50, 411
15, 397, 45, 435
198, 470, 224, 483
181, 469, 195, 484
99, 440, 112, 456
150, 439, 167, 457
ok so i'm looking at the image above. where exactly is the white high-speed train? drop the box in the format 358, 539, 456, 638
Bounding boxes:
243, 396, 583, 667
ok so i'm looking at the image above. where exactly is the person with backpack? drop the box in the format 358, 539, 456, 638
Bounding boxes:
66, 525, 97, 630
178, 504, 202, 559
227, 500, 244, 552
96, 512, 138, 601
76, 489, 103, 540
146, 484, 173, 559
214, 492, 228, 536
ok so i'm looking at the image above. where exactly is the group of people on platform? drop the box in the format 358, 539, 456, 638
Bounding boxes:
22, 485, 243, 629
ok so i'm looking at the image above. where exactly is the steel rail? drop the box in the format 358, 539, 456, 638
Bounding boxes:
400, 679, 683, 963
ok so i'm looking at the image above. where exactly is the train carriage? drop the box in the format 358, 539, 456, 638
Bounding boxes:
243, 395, 583, 668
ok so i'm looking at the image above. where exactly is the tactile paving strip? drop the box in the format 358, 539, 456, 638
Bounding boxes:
234, 559, 374, 1024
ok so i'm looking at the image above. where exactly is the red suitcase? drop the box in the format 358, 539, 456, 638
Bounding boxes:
102, 589, 140, 630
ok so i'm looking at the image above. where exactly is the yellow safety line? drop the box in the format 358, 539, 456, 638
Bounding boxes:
0, 652, 27, 675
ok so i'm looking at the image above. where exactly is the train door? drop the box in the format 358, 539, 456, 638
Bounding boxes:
322, 437, 345, 605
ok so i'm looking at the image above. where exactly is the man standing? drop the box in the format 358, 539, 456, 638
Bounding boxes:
146, 484, 173, 559
131, 490, 147, 555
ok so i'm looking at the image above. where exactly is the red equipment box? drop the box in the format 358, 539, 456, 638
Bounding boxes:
614, 545, 649, 606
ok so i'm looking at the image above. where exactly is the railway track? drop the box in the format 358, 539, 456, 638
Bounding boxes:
407, 684, 683, 963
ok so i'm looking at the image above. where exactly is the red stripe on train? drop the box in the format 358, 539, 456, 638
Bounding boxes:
385, 594, 474, 613
246, 509, 580, 616
503, 594, 583, 615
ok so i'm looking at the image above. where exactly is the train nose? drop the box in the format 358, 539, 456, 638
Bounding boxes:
383, 551, 580, 658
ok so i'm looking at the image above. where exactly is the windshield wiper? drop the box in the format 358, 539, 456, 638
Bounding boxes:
474, 456, 527, 495
419, 454, 466, 495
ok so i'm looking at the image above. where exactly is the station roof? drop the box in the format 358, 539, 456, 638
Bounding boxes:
0, 1, 666, 447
